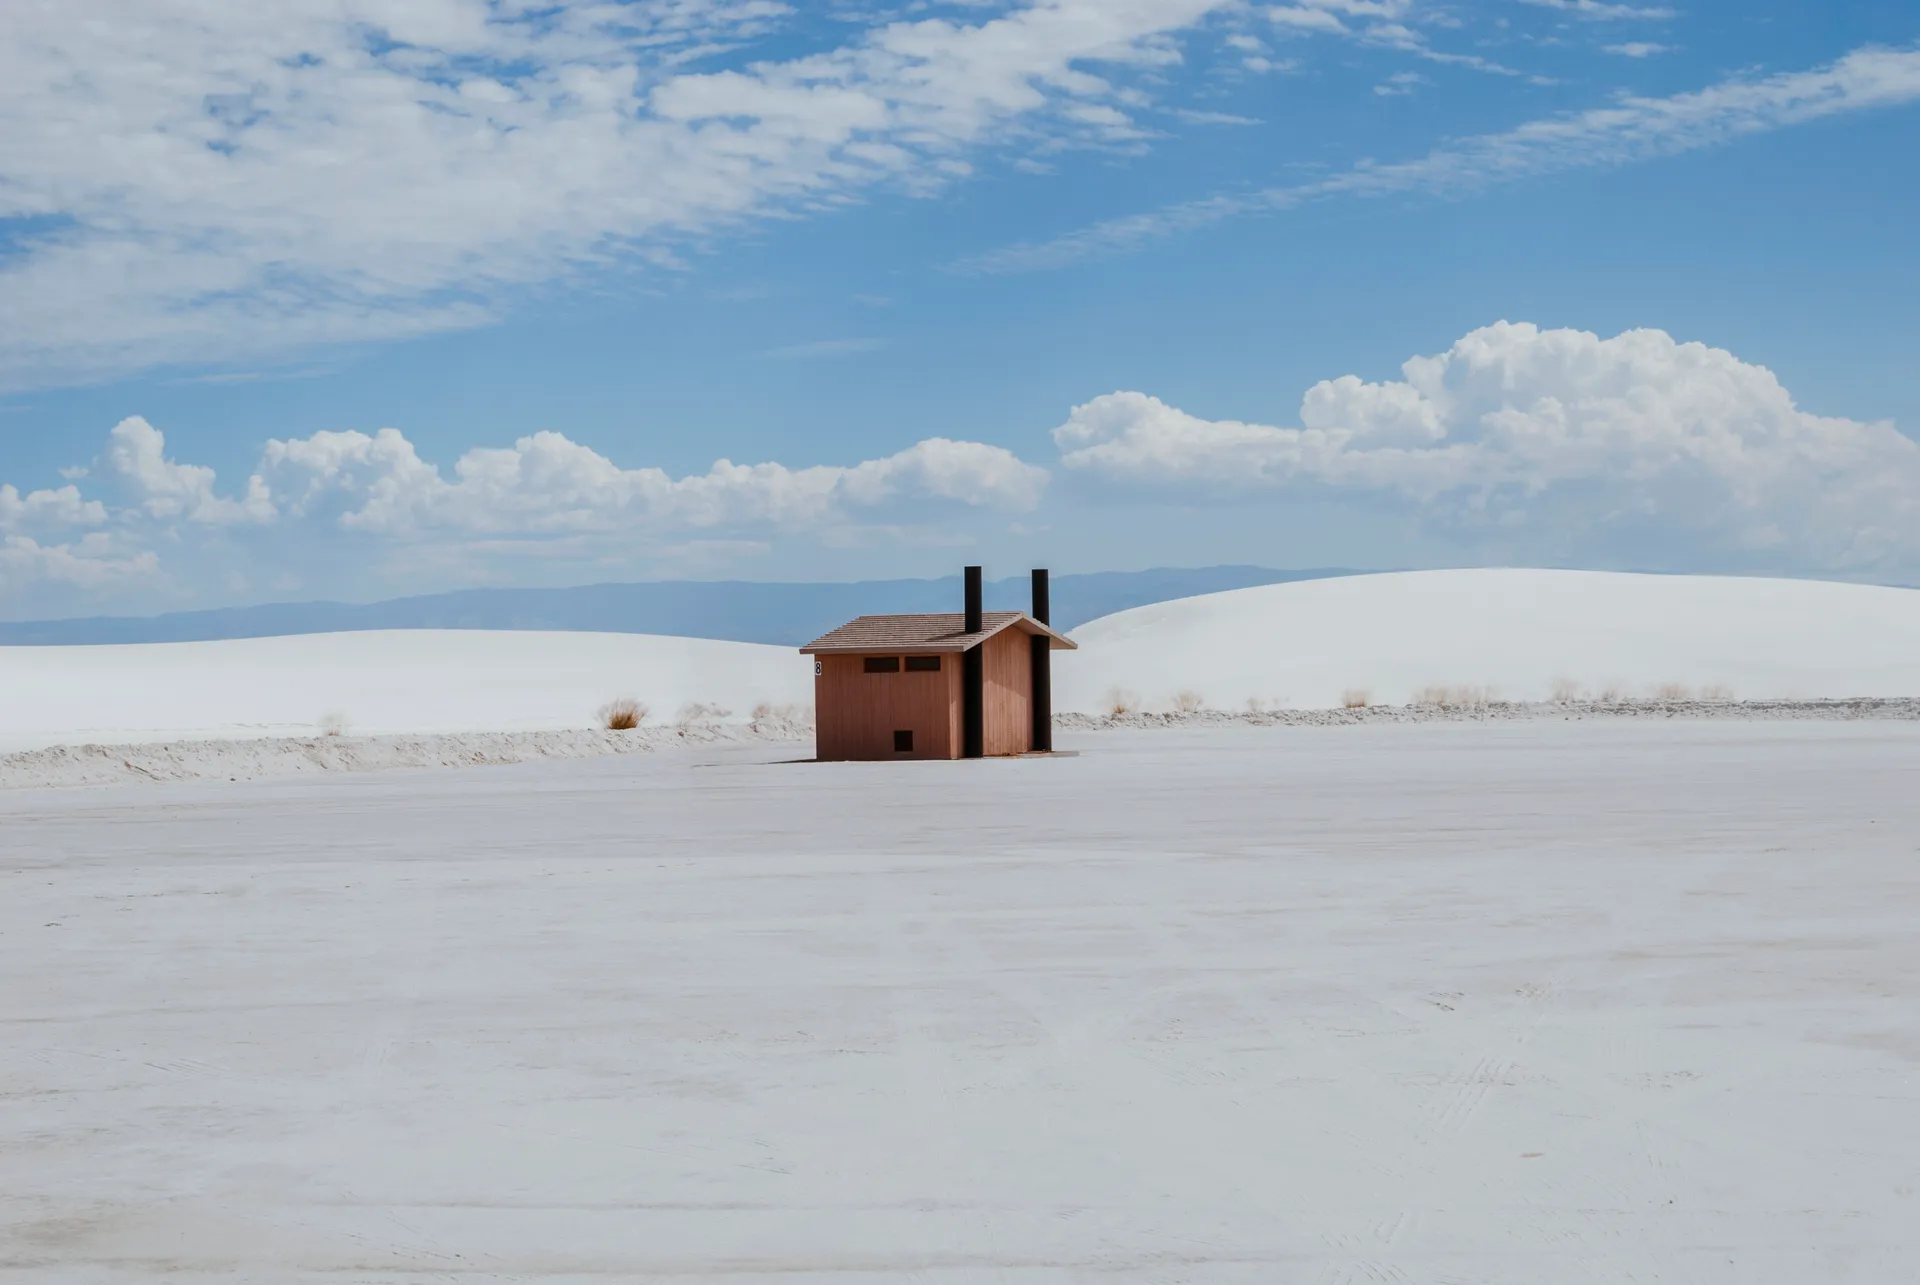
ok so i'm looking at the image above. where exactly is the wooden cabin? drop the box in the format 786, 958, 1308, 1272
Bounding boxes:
800, 567, 1076, 761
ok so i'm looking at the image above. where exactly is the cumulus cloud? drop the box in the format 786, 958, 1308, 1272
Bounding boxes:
0, 473, 152, 595
0, 416, 1048, 608
1053, 322, 1920, 572
0, 484, 106, 535
0, 535, 159, 591
91, 418, 275, 525
251, 428, 1046, 535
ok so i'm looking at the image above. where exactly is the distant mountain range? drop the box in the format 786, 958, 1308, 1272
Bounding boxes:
0, 566, 1367, 647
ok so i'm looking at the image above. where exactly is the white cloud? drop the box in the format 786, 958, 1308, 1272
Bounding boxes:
0, 484, 106, 535
91, 417, 275, 525
959, 42, 1920, 273
1267, 7, 1351, 34
254, 425, 1047, 535
0, 416, 1048, 609
0, 0, 1239, 390
1374, 71, 1428, 96
1520, 0, 1677, 19
0, 466, 154, 596
1170, 108, 1264, 124
1604, 42, 1673, 58
1259, 0, 1531, 78
1258, 0, 1530, 79
1053, 322, 1920, 572
0, 535, 158, 592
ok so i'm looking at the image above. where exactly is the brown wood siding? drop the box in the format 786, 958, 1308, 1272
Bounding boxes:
813, 654, 961, 761
981, 628, 1034, 756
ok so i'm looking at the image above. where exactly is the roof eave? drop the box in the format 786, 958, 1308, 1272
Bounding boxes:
1017, 618, 1078, 650
799, 642, 973, 655
798, 612, 1076, 654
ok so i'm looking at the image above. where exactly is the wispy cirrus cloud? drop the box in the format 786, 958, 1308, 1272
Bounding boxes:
0, 0, 1584, 392
1264, 2, 1537, 79
955, 43, 1920, 274
0, 0, 1238, 392
1604, 42, 1675, 58
1519, 0, 1678, 19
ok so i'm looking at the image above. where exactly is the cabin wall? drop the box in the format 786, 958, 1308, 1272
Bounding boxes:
813, 654, 960, 760
981, 629, 1034, 756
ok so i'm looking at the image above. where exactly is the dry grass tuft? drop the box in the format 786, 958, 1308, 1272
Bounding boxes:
1594, 683, 1624, 704
1341, 688, 1371, 709
1173, 689, 1205, 714
317, 711, 350, 738
1549, 677, 1585, 703
1652, 682, 1693, 702
598, 697, 647, 731
1699, 683, 1735, 702
750, 702, 811, 730
674, 701, 731, 727
1413, 684, 1495, 709
1105, 687, 1139, 717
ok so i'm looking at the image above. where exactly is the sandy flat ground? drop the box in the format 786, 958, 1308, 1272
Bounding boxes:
4, 722, 1919, 1282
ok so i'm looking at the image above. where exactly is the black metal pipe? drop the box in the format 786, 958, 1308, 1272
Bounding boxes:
962, 645, 984, 758
962, 565, 984, 757
1030, 569, 1051, 752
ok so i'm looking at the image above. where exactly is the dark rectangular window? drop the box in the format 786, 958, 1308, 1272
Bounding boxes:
893, 729, 914, 752
904, 655, 941, 672
863, 656, 900, 673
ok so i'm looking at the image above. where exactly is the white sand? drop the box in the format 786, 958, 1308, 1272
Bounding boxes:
12, 570, 1920, 762
0, 628, 811, 753
5, 721, 1917, 1280
1055, 568, 1920, 713
0, 719, 815, 789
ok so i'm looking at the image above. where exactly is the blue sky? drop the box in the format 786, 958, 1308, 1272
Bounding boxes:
1, 0, 1917, 618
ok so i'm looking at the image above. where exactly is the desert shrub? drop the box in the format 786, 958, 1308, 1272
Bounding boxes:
1105, 687, 1139, 716
750, 702, 811, 731
1700, 683, 1735, 702
1414, 684, 1495, 709
1594, 683, 1624, 704
317, 711, 350, 737
598, 698, 647, 731
1341, 688, 1371, 709
1549, 677, 1585, 703
1652, 682, 1693, 702
1173, 690, 1205, 714
674, 701, 732, 727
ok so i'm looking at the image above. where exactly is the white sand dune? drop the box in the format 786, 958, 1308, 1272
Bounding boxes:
11, 569, 1920, 757
0, 629, 811, 753
1055, 568, 1920, 713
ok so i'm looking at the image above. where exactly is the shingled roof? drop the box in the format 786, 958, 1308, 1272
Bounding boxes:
800, 611, 1076, 655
